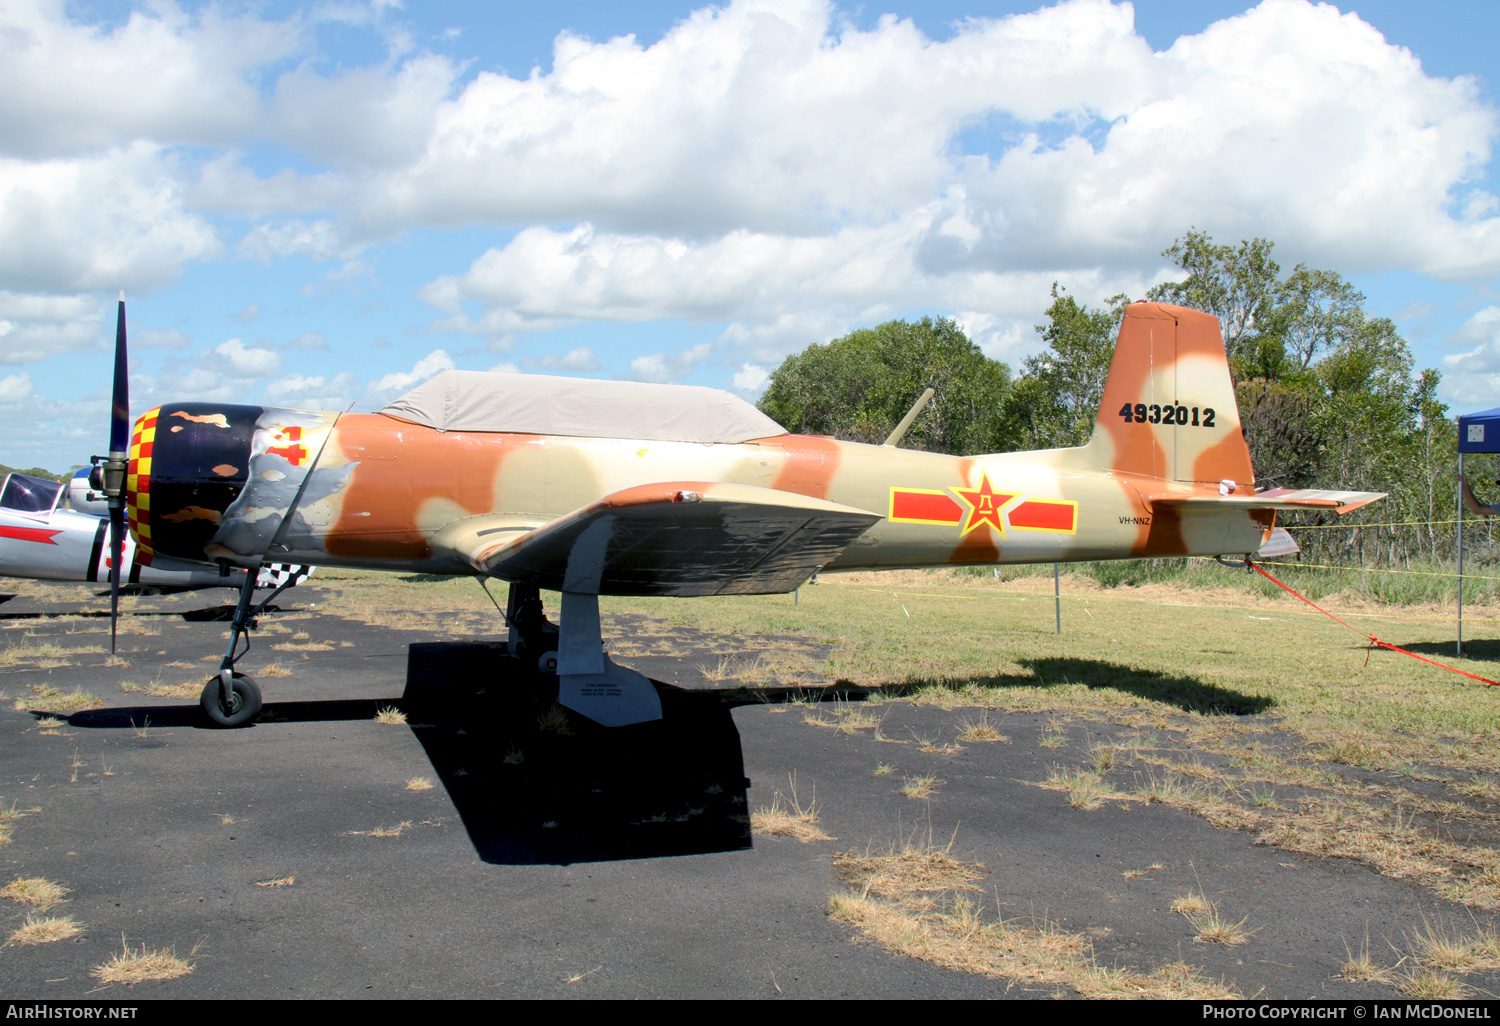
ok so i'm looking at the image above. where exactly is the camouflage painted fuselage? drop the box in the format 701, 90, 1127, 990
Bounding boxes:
123, 303, 1281, 588
231, 422, 1266, 576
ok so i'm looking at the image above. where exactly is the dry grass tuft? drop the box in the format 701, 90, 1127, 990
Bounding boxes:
144, 682, 200, 699
0, 802, 37, 845
254, 875, 295, 888
8, 915, 82, 946
957, 714, 1008, 744
1336, 933, 1394, 984
536, 704, 573, 735
1170, 892, 1211, 917
1409, 919, 1500, 973
374, 706, 407, 725
831, 704, 885, 735
751, 774, 832, 843
0, 640, 73, 667
258, 662, 292, 679
832, 832, 985, 906
2, 877, 68, 910
14, 686, 101, 713
1173, 892, 1256, 945
1040, 766, 1118, 810
1399, 968, 1470, 999
404, 776, 435, 791
829, 831, 1234, 998
1088, 742, 1117, 774
699, 654, 759, 682
366, 822, 412, 838
900, 774, 943, 799
0, 802, 35, 826
91, 939, 197, 984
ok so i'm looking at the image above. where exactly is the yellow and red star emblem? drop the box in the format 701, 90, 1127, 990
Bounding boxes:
952, 471, 1017, 536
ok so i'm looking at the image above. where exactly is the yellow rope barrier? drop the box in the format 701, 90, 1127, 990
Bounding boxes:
1250, 559, 1500, 583
1282, 519, 1463, 530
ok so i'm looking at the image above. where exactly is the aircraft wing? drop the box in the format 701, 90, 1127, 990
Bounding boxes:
1151, 488, 1387, 516
432, 482, 882, 596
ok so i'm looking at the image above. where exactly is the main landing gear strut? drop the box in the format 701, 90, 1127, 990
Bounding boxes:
199, 565, 303, 727
499, 582, 663, 728
505, 583, 560, 676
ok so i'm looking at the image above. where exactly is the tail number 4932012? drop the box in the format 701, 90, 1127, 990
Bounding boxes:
1119, 403, 1215, 427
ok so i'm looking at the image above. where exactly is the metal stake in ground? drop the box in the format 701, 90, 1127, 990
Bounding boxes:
1054, 562, 1061, 634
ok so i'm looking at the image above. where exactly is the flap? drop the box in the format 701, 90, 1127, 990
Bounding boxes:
433, 482, 882, 597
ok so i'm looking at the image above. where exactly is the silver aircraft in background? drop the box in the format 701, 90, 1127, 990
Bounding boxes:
0, 468, 312, 591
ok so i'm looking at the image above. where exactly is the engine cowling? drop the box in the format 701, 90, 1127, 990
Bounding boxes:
127, 403, 262, 565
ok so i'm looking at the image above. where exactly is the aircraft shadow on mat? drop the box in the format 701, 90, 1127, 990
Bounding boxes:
401, 642, 753, 866
0, 602, 294, 622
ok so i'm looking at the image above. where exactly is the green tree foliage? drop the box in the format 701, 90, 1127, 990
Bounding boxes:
0, 463, 63, 483
757, 317, 1015, 455
1008, 284, 1128, 449
759, 231, 1476, 571
1148, 229, 1281, 362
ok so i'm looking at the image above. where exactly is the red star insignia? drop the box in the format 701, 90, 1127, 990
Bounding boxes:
951, 472, 1016, 537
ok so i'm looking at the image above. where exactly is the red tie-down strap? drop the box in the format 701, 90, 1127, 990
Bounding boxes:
1248, 560, 1500, 688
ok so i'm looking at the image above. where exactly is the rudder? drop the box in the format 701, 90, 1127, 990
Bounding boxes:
1085, 302, 1254, 489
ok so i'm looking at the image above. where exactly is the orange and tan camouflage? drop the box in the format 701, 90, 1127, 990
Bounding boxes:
124, 302, 1381, 590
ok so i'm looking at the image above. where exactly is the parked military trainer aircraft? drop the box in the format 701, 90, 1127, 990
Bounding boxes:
90, 298, 1379, 728
0, 467, 312, 591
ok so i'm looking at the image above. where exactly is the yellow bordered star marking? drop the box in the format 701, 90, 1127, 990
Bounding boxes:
951, 471, 1018, 537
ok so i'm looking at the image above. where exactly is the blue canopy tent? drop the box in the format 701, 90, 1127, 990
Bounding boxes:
1455, 407, 1500, 654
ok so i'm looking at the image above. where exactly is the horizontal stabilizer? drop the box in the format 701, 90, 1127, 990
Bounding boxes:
1151, 488, 1386, 517
1250, 488, 1387, 515
436, 482, 882, 596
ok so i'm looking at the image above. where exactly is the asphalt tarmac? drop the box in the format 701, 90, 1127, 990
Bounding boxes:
0, 581, 1494, 999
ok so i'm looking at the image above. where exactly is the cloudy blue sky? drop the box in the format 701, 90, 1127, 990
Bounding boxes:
1, 0, 1497, 472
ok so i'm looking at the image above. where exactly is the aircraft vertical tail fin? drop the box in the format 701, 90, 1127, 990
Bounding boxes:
1084, 302, 1254, 489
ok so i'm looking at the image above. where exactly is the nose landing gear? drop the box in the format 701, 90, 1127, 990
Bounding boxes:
198, 564, 304, 728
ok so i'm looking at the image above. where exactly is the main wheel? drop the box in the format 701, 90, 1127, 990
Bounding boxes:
200, 673, 263, 727
536, 649, 559, 675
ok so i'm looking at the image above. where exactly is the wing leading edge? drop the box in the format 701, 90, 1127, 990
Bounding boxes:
432, 482, 883, 597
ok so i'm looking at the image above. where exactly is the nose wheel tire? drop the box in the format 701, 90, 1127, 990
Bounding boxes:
200, 672, 263, 727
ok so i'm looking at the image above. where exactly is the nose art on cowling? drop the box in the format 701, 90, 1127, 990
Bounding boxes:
128, 403, 262, 564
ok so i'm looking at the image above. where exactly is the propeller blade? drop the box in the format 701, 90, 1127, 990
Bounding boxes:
108, 292, 128, 654
109, 507, 123, 654
110, 292, 129, 456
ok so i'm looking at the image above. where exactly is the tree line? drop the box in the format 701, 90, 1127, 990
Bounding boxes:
758, 230, 1481, 570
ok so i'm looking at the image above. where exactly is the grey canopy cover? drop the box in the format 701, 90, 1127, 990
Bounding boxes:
377, 370, 787, 444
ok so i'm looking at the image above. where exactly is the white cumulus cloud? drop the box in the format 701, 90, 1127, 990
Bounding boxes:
211, 338, 282, 377
0, 371, 35, 403
1441, 307, 1500, 405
